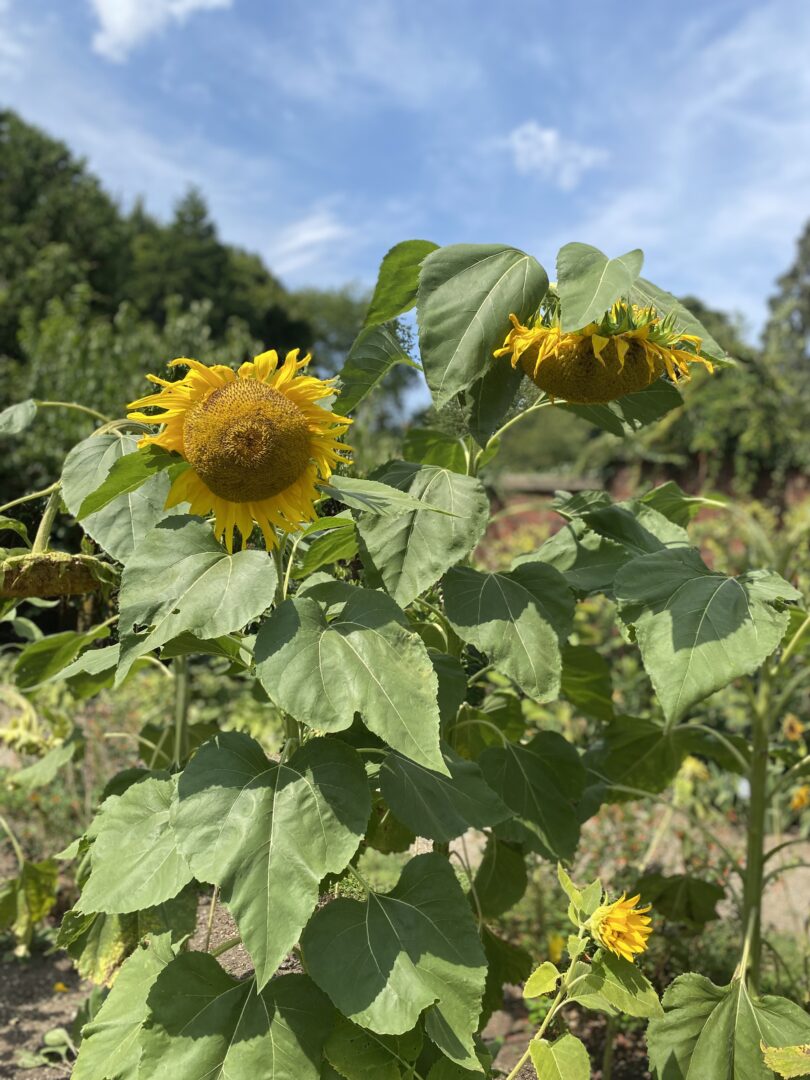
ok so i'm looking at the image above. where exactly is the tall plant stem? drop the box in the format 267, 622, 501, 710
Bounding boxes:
602, 1015, 618, 1080
173, 657, 191, 768
34, 399, 112, 423
204, 886, 220, 952
741, 666, 772, 991
0, 813, 24, 868
0, 482, 60, 516
31, 487, 63, 553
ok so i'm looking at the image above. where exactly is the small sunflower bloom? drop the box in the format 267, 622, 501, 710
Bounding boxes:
494, 299, 714, 404
783, 714, 805, 742
547, 932, 565, 965
589, 893, 653, 963
128, 349, 351, 552
790, 785, 810, 812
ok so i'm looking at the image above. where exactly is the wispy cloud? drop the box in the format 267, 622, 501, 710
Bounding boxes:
499, 121, 608, 191
267, 207, 355, 278
88, 0, 232, 62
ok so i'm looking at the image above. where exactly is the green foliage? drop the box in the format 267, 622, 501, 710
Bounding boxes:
3, 226, 810, 1080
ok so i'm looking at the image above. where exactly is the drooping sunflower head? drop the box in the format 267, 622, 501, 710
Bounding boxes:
494, 298, 714, 404
588, 892, 653, 963
128, 349, 351, 551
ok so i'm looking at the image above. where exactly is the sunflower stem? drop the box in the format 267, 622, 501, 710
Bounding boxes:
741, 664, 773, 991
31, 487, 63, 554
0, 813, 24, 869
34, 400, 112, 423
204, 886, 219, 952
0, 482, 60, 516
172, 656, 191, 768
601, 1015, 618, 1080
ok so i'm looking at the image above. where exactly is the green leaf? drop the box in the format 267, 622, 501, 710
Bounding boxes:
615, 548, 800, 723
117, 516, 277, 682
443, 562, 575, 701
561, 644, 614, 721
139, 957, 334, 1080
365, 239, 439, 327
647, 974, 810, 1079
173, 732, 369, 989
556, 243, 643, 332
324, 1015, 423, 1080
479, 733, 586, 860
293, 521, 359, 579
761, 1042, 810, 1078
572, 950, 662, 1019
418, 244, 549, 408
584, 715, 705, 797
338, 323, 418, 414
77, 778, 192, 915
55, 644, 150, 699
0, 516, 30, 546
302, 853, 486, 1070
635, 873, 724, 929
480, 926, 532, 1025
0, 858, 58, 947
459, 361, 524, 446
531, 519, 630, 597
581, 502, 688, 555
630, 277, 727, 361
62, 432, 180, 563
319, 473, 452, 516
357, 462, 489, 607
255, 588, 445, 772
9, 731, 83, 792
14, 625, 110, 689
379, 744, 510, 842
72, 934, 175, 1080
403, 428, 468, 473
640, 481, 719, 527
431, 651, 468, 729
77, 445, 183, 518
0, 399, 37, 436
472, 837, 527, 918
561, 379, 683, 436
524, 961, 561, 998
530, 1034, 591, 1079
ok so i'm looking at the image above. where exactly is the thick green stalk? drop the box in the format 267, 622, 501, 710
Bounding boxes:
31, 487, 62, 553
741, 669, 772, 990
173, 657, 191, 767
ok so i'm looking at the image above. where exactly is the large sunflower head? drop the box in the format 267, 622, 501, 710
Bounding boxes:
128, 349, 351, 552
494, 298, 714, 404
588, 892, 653, 963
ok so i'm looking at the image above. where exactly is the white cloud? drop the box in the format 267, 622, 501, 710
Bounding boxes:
267, 207, 355, 279
500, 122, 607, 191
0, 0, 28, 78
89, 0, 232, 62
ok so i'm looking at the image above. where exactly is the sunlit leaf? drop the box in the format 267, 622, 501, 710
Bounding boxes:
556, 242, 643, 331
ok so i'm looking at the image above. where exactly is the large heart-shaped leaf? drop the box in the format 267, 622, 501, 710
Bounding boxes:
479, 733, 585, 860
630, 277, 727, 361
635, 873, 724, 929
116, 516, 277, 681
472, 837, 527, 918
139, 956, 334, 1080
62, 432, 179, 563
443, 563, 574, 701
379, 745, 510, 842
324, 1015, 423, 1080
531, 519, 630, 597
172, 732, 369, 989
561, 644, 615, 722
418, 244, 548, 408
647, 974, 810, 1079
357, 462, 489, 608
72, 934, 175, 1080
77, 445, 183, 518
571, 951, 662, 1019
364, 239, 439, 327
556, 242, 643, 332
615, 548, 800, 722
255, 587, 444, 771
302, 854, 486, 1070
77, 778, 192, 914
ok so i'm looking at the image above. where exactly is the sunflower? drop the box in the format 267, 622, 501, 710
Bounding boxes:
790, 785, 810, 812
588, 893, 653, 963
494, 299, 715, 403
128, 349, 351, 552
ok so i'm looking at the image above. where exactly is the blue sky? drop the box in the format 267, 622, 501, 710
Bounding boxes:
2, 0, 810, 337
